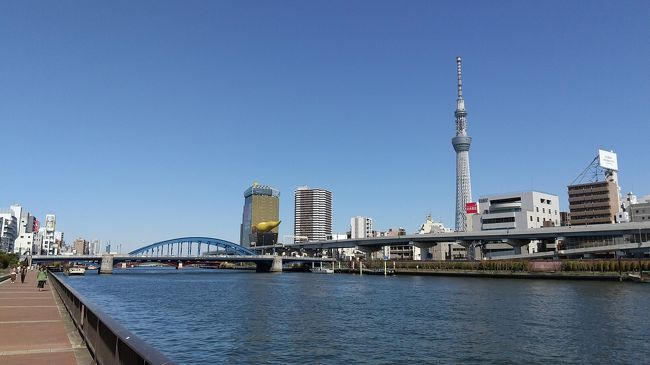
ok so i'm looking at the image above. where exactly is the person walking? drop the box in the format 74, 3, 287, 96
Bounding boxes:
36, 267, 48, 291
20, 265, 27, 284
10, 266, 17, 284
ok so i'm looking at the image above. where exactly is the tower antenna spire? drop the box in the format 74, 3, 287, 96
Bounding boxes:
456, 56, 463, 99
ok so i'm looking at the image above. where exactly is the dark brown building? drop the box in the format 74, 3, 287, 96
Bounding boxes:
567, 180, 619, 225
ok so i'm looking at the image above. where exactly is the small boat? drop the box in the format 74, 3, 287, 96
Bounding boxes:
310, 267, 334, 274
66, 267, 86, 276
87, 265, 98, 270
628, 272, 649, 283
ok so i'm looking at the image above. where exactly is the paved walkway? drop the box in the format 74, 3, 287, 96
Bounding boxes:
0, 270, 93, 365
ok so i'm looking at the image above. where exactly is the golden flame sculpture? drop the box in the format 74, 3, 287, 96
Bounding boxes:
255, 221, 281, 232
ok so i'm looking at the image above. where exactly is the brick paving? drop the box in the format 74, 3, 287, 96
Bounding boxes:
0, 269, 93, 365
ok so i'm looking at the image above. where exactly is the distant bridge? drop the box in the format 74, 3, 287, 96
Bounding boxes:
31, 236, 333, 273
253, 222, 650, 259
128, 236, 257, 256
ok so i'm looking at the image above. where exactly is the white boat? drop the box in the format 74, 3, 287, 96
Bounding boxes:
67, 267, 86, 276
310, 267, 334, 274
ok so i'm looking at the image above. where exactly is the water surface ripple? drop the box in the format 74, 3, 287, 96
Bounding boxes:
61, 268, 650, 364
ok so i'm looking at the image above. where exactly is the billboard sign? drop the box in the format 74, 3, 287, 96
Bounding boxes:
45, 215, 56, 232
33, 219, 39, 233
598, 150, 618, 171
465, 202, 478, 214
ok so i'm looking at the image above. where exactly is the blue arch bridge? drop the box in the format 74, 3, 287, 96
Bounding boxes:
30, 237, 334, 274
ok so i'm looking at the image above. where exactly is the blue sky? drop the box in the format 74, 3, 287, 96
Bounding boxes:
1, 1, 648, 251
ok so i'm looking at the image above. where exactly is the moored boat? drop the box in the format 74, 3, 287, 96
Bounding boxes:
627, 272, 649, 283
66, 267, 86, 276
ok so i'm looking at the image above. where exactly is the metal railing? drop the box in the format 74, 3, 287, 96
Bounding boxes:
49, 272, 175, 365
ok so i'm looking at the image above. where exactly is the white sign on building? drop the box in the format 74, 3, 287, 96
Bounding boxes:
598, 150, 618, 171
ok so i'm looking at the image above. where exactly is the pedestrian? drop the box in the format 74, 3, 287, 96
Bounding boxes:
10, 266, 17, 283
20, 265, 27, 284
36, 266, 47, 291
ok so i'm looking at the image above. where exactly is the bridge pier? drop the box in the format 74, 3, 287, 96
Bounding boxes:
256, 257, 283, 273
100, 254, 114, 275
502, 239, 529, 255
176, 262, 183, 270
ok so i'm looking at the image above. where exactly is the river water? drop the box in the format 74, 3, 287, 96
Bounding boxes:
59, 268, 650, 364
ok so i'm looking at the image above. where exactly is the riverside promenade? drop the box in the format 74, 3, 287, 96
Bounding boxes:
0, 270, 93, 365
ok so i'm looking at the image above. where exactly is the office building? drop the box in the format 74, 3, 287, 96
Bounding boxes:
294, 187, 332, 242
560, 211, 571, 226
470, 191, 560, 255
14, 206, 36, 255
350, 216, 373, 239
0, 213, 17, 252
89, 239, 102, 255
42, 214, 57, 255
384, 228, 418, 260
33, 232, 43, 255
472, 191, 561, 231
240, 183, 280, 247
567, 180, 619, 225
629, 202, 650, 223
73, 238, 89, 255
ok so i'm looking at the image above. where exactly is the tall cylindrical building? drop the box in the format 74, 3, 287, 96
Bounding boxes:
294, 187, 332, 243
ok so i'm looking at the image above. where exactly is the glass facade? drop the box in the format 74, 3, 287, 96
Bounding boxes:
240, 184, 280, 247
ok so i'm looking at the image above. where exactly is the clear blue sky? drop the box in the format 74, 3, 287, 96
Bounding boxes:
1, 1, 648, 251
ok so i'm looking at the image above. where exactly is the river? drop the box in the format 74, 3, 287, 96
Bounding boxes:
59, 268, 650, 364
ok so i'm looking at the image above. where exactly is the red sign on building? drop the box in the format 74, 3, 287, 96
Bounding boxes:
465, 202, 478, 214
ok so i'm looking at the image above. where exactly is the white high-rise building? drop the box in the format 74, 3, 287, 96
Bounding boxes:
0, 204, 24, 252
350, 216, 372, 239
0, 213, 17, 252
14, 207, 36, 255
294, 187, 332, 242
89, 239, 102, 255
43, 214, 57, 255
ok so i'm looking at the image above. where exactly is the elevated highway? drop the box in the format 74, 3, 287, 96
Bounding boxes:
254, 222, 650, 259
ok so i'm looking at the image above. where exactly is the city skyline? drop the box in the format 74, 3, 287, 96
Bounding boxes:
2, 1, 649, 250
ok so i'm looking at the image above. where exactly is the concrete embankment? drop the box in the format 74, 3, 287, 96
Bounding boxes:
392, 269, 627, 281
335, 268, 631, 281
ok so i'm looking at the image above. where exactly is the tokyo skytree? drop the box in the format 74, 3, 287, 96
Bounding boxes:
451, 56, 473, 232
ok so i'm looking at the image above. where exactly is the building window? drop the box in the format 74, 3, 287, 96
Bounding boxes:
537, 217, 540, 222
543, 208, 546, 213
530, 216, 533, 221
536, 207, 539, 212
482, 217, 516, 224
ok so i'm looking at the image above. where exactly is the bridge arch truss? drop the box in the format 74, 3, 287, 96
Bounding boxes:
129, 237, 255, 257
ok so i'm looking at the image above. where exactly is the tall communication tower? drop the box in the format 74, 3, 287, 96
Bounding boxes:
452, 56, 473, 232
